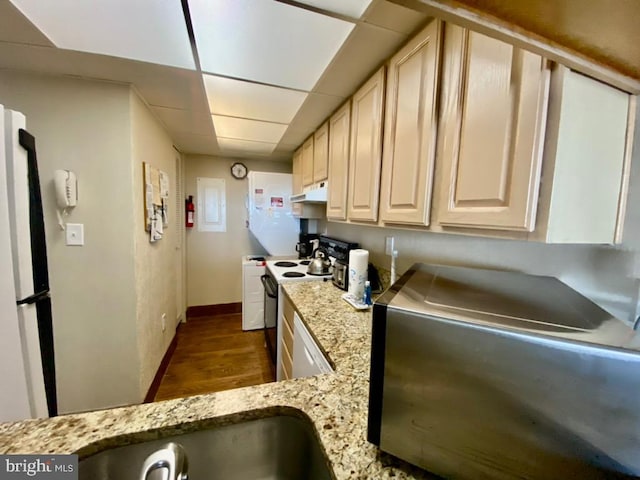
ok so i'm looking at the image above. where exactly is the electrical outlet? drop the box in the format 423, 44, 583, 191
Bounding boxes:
161, 313, 166, 332
385, 236, 395, 256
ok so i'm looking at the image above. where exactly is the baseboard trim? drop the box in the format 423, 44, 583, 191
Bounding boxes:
143, 323, 181, 403
186, 302, 242, 318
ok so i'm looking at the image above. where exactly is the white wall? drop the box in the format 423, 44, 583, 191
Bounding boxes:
328, 103, 640, 326
0, 71, 140, 413
130, 91, 181, 398
184, 155, 290, 307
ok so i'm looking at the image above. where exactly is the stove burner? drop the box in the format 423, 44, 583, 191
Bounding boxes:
299, 260, 311, 265
283, 271, 305, 278
275, 261, 298, 268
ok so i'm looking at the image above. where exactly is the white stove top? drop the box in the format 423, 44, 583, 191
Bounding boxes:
266, 258, 332, 284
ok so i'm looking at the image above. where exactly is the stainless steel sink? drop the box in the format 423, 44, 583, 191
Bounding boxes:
78, 414, 334, 480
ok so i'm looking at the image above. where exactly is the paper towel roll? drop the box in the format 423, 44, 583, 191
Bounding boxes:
348, 249, 369, 300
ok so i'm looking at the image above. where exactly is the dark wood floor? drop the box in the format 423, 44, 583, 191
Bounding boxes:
154, 313, 274, 402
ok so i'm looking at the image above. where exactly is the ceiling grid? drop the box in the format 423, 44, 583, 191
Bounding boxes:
2, 0, 428, 159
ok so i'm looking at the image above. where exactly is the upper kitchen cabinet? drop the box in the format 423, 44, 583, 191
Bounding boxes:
292, 147, 303, 195
379, 20, 442, 226
301, 136, 314, 187
533, 66, 633, 243
436, 25, 550, 232
292, 147, 303, 217
435, 24, 634, 244
326, 101, 351, 221
347, 67, 386, 223
313, 121, 329, 183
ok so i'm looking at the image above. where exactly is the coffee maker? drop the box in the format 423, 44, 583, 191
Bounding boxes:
296, 233, 319, 259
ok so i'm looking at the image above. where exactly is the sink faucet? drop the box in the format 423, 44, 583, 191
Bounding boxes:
139, 442, 188, 480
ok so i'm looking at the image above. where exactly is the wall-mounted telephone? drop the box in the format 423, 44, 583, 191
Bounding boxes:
54, 170, 77, 231
54, 170, 77, 208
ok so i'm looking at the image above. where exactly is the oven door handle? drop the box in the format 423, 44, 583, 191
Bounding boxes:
261, 274, 278, 299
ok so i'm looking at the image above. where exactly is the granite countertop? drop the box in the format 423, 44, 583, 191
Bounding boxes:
0, 281, 433, 479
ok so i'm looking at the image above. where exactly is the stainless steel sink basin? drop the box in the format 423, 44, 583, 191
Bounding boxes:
78, 414, 334, 480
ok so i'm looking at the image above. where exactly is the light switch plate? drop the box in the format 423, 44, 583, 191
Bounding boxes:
66, 223, 84, 246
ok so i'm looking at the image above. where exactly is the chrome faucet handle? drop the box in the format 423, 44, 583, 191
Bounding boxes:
139, 442, 188, 480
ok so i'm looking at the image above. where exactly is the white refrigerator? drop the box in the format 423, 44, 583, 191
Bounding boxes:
247, 171, 299, 256
0, 105, 56, 422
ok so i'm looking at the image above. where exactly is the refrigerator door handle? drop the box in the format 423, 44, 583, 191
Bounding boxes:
16, 289, 50, 306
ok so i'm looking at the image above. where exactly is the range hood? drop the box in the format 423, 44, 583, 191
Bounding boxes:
291, 181, 327, 203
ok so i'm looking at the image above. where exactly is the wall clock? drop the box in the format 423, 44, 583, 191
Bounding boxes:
230, 162, 248, 180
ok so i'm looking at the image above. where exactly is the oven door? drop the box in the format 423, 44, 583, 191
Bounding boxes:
260, 272, 278, 372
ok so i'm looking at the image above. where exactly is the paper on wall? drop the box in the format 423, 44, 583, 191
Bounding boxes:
159, 170, 169, 199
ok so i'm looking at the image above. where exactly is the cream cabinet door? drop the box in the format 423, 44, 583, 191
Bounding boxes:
292, 147, 303, 217
302, 136, 314, 187
380, 20, 441, 226
348, 67, 385, 222
313, 122, 329, 183
327, 101, 351, 221
437, 26, 550, 231
536, 67, 633, 244
292, 147, 303, 195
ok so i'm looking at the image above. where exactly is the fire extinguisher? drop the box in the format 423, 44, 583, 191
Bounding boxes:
185, 195, 195, 228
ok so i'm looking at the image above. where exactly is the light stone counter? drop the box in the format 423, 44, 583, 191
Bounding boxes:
0, 281, 435, 479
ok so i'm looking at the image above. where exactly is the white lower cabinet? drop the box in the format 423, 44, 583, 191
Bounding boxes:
241, 261, 264, 331
278, 300, 333, 381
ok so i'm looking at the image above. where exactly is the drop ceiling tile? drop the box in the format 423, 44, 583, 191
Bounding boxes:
151, 106, 213, 136
172, 132, 219, 155
217, 137, 277, 155
212, 115, 288, 144
133, 69, 208, 112
203, 74, 307, 123
294, 0, 372, 19
189, 0, 355, 90
9, 0, 195, 69
0, 1, 53, 46
363, 0, 429, 35
313, 22, 407, 97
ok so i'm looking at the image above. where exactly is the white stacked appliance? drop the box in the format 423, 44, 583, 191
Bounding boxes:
241, 255, 266, 331
0, 105, 57, 422
242, 171, 299, 332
